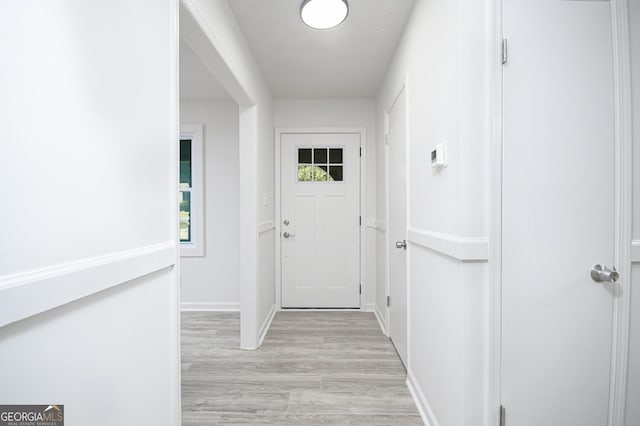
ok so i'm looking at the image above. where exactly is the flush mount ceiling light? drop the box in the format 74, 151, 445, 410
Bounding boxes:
300, 0, 349, 30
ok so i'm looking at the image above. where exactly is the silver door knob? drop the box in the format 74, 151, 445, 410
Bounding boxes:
395, 240, 407, 250
590, 264, 619, 283
283, 231, 295, 238
283, 219, 290, 226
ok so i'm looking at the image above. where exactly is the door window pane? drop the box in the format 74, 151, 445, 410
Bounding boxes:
329, 148, 343, 164
298, 148, 312, 164
314, 148, 328, 164
329, 166, 343, 181
315, 165, 329, 182
298, 165, 313, 182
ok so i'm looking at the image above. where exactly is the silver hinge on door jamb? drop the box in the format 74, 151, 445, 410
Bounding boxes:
499, 405, 506, 426
502, 38, 508, 65
387, 296, 390, 307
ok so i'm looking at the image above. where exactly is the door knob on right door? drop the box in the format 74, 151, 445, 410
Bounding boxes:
590, 264, 619, 283
395, 240, 407, 250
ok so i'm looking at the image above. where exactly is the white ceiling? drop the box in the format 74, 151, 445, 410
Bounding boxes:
228, 0, 416, 98
180, 38, 231, 100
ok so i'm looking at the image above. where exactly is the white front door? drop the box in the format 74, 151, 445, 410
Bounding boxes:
388, 90, 408, 365
502, 1, 616, 424
280, 132, 361, 308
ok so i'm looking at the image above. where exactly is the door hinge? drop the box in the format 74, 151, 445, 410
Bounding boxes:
359, 284, 362, 294
387, 296, 390, 307
359, 147, 362, 157
385, 133, 390, 145
502, 38, 508, 65
499, 405, 506, 426
359, 216, 362, 226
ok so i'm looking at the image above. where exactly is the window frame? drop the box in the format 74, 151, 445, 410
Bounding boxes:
179, 124, 204, 257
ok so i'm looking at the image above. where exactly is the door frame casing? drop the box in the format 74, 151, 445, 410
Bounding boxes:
275, 127, 367, 310
489, 1, 633, 425
383, 77, 410, 364
487, 1, 503, 425
609, 0, 633, 423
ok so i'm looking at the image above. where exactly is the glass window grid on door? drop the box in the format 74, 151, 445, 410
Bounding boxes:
297, 147, 344, 182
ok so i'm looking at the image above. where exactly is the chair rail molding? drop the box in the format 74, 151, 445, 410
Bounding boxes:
407, 228, 489, 262
0, 242, 177, 328
258, 220, 276, 235
366, 219, 386, 232
631, 240, 640, 263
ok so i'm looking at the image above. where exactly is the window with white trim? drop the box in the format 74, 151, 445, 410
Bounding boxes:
180, 124, 204, 257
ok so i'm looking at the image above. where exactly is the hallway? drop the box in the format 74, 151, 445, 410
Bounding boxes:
181, 312, 422, 425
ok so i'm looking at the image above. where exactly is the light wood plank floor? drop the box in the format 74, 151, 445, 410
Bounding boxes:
181, 311, 423, 426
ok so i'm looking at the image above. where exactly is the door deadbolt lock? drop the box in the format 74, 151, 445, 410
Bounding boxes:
283, 219, 290, 226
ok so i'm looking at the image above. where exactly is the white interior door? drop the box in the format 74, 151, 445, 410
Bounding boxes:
502, 1, 616, 424
388, 90, 408, 365
281, 133, 361, 308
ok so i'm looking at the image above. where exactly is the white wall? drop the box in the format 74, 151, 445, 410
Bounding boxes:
0, 272, 175, 424
0, 0, 180, 424
257, 98, 276, 343
180, 99, 240, 310
376, 0, 490, 424
627, 0, 640, 424
182, 0, 275, 349
274, 99, 377, 311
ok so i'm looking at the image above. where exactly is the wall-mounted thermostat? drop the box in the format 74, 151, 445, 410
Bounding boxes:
431, 141, 447, 170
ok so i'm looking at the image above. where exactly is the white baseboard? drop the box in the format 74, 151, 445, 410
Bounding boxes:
279, 308, 362, 311
180, 302, 240, 312
257, 304, 277, 348
374, 304, 388, 336
407, 369, 439, 426
364, 303, 376, 312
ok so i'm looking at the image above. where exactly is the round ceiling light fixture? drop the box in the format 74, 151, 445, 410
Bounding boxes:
300, 0, 349, 30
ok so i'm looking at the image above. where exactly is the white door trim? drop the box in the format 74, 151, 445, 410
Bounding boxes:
384, 75, 410, 366
275, 127, 366, 310
490, 1, 634, 424
488, 1, 504, 425
609, 0, 633, 423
